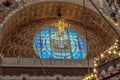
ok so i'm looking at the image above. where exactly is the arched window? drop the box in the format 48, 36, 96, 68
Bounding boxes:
34, 27, 87, 59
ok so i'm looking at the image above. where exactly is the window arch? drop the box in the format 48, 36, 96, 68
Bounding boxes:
34, 27, 87, 59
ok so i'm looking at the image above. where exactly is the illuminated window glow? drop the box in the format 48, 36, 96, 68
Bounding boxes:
34, 27, 87, 59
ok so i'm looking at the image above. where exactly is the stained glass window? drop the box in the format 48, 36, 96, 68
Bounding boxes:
34, 27, 87, 59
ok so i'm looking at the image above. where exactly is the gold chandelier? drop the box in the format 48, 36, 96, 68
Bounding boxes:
53, 19, 70, 34
52, 7, 70, 34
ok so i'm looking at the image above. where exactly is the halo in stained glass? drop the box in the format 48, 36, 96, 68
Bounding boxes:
34, 27, 87, 59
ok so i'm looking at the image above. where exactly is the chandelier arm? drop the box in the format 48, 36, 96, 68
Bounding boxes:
67, 28, 73, 59
21, 0, 31, 25
49, 27, 53, 58
3, 7, 6, 31
35, 31, 48, 80
34, 37, 48, 80
39, 27, 48, 79
63, 30, 66, 59
20, 0, 48, 79
59, 30, 62, 58
83, 0, 90, 75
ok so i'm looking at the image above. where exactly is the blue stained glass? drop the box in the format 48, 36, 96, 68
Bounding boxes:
34, 27, 87, 59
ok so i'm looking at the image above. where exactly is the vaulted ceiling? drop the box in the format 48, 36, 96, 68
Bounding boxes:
0, 2, 118, 58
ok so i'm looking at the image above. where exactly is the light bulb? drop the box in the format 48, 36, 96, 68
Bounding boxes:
100, 54, 104, 58
93, 68, 97, 73
94, 63, 97, 67
113, 50, 117, 54
108, 50, 112, 54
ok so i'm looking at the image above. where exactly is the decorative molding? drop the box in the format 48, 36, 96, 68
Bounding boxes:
1, 57, 94, 67
0, 74, 83, 80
